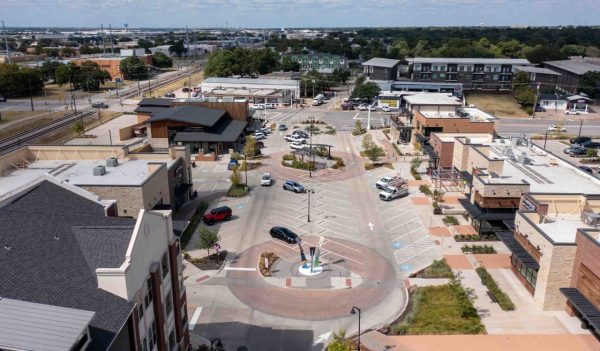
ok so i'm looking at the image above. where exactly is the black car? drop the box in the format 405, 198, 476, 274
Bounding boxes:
0, 95, 6, 102
570, 136, 592, 145
269, 226, 299, 244
534, 106, 545, 112
568, 147, 587, 156
278, 124, 288, 131
582, 141, 600, 149
579, 166, 594, 174
92, 102, 109, 109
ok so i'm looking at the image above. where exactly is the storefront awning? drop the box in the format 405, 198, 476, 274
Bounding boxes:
497, 231, 540, 270
560, 288, 600, 335
458, 198, 517, 221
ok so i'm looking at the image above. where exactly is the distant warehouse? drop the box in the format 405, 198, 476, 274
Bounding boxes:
199, 77, 300, 106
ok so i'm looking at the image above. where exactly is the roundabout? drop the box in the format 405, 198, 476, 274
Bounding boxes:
225, 236, 400, 320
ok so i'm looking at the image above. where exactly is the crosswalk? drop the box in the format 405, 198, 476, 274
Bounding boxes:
393, 236, 437, 265
268, 110, 302, 123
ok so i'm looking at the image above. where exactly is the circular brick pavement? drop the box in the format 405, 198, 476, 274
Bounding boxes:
226, 236, 399, 320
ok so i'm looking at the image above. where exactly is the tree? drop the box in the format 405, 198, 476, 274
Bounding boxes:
326, 330, 351, 351
169, 40, 188, 57
119, 56, 148, 80
581, 71, 600, 99
197, 227, 220, 257
243, 136, 257, 159
0, 64, 44, 98
279, 56, 300, 72
40, 60, 63, 82
331, 68, 351, 84
230, 164, 242, 186
72, 119, 84, 135
137, 39, 154, 52
361, 134, 385, 163
514, 86, 536, 108
351, 81, 381, 101
153, 52, 173, 68
523, 44, 564, 64
411, 157, 423, 173
432, 189, 446, 213
79, 61, 111, 91
55, 62, 79, 89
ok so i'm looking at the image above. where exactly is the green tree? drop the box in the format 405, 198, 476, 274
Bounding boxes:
119, 56, 148, 80
361, 134, 385, 163
581, 71, 600, 99
514, 86, 536, 109
169, 40, 188, 57
326, 330, 351, 351
279, 56, 301, 72
243, 136, 257, 159
79, 61, 111, 91
153, 52, 173, 68
40, 60, 63, 82
55, 62, 80, 89
0, 64, 44, 98
197, 227, 220, 257
331, 68, 351, 84
252, 48, 280, 75
411, 157, 423, 173
523, 44, 564, 64
560, 44, 586, 57
351, 81, 381, 101
229, 164, 242, 186
137, 39, 154, 52
72, 119, 84, 135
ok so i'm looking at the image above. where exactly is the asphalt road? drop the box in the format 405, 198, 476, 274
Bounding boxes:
495, 118, 600, 137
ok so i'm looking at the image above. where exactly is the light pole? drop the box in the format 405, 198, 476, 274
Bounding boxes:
244, 154, 248, 190
309, 115, 314, 178
306, 188, 314, 222
210, 338, 223, 351
543, 130, 550, 149
350, 306, 361, 351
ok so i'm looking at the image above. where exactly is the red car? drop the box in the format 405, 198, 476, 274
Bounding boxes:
202, 206, 232, 225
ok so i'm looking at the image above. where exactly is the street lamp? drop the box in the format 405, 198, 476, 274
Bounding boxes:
543, 130, 550, 149
350, 306, 361, 351
210, 338, 223, 351
243, 154, 248, 189
306, 188, 315, 222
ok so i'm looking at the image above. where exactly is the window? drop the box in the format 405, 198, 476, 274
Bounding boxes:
432, 65, 438, 71
149, 320, 158, 347
492, 75, 499, 81
414, 64, 421, 71
142, 337, 148, 351
161, 252, 169, 278
440, 66, 445, 71
459, 65, 465, 71
439, 73, 446, 78
169, 330, 176, 350
432, 73, 438, 79
165, 291, 173, 316
144, 278, 153, 308
138, 303, 144, 320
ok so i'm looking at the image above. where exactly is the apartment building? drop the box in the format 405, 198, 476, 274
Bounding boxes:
410, 57, 532, 90
513, 65, 561, 93
286, 53, 348, 73
361, 58, 401, 80
0, 144, 193, 217
0, 178, 189, 350
543, 57, 600, 95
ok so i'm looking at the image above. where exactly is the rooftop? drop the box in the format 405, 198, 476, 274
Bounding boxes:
434, 132, 494, 144
544, 59, 600, 75
411, 57, 531, 65
419, 107, 496, 122
404, 93, 463, 106
514, 65, 561, 75
361, 57, 401, 68
148, 105, 227, 126
0, 297, 95, 351
202, 77, 299, 87
536, 215, 589, 243
203, 87, 285, 97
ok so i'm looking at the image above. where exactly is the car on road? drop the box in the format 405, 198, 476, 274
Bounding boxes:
548, 125, 566, 132
265, 103, 276, 109
379, 186, 409, 201
567, 146, 587, 156
164, 92, 176, 98
250, 104, 265, 110
92, 102, 109, 109
579, 166, 594, 174
191, 92, 199, 97
357, 104, 368, 111
290, 142, 306, 150
283, 180, 305, 193
570, 136, 592, 145
285, 135, 307, 143
582, 141, 600, 149
254, 132, 266, 140
269, 226, 299, 244
0, 95, 8, 102
182, 87, 191, 93
261, 173, 272, 186
381, 105, 392, 112
535, 106, 546, 112
259, 127, 271, 134
202, 206, 232, 225
565, 109, 588, 115
278, 124, 288, 131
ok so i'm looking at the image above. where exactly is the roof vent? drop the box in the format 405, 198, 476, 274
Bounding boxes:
4, 244, 12, 251
106, 157, 119, 167
93, 165, 106, 176
53, 234, 60, 241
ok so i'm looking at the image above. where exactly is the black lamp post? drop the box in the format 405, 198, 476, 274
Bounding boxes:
307, 188, 314, 222
543, 130, 550, 149
350, 306, 361, 351
244, 154, 248, 189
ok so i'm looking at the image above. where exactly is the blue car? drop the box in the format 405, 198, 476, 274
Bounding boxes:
227, 159, 239, 170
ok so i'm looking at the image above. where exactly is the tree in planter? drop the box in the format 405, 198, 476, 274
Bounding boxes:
431, 189, 445, 214
361, 134, 385, 164
326, 330, 351, 351
243, 136, 257, 170
411, 157, 423, 175
229, 164, 242, 186
352, 120, 365, 135
586, 148, 597, 158
197, 227, 220, 259
72, 119, 84, 135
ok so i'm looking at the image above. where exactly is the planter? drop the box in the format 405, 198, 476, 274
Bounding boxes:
433, 207, 442, 215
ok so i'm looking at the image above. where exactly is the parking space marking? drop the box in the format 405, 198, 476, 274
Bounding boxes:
387, 217, 421, 232
390, 226, 424, 243
189, 307, 203, 331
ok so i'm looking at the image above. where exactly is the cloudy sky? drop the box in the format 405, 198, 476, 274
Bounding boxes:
2, 0, 600, 28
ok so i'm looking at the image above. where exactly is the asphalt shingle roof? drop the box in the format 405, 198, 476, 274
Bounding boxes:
0, 181, 137, 351
361, 58, 401, 68
174, 119, 247, 143
544, 60, 600, 76
148, 105, 227, 127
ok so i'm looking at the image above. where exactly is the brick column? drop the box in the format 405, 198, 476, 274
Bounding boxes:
168, 241, 190, 349
150, 263, 167, 351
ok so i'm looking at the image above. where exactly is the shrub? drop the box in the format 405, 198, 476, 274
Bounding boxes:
259, 252, 279, 277
411, 168, 422, 180
270, 122, 277, 130
305, 125, 320, 133
419, 185, 432, 196
453, 234, 501, 242
178, 202, 208, 249
443, 216, 459, 226
352, 120, 366, 135
421, 259, 454, 279
227, 184, 248, 197
476, 267, 516, 311
332, 156, 345, 169
324, 126, 337, 135
461, 245, 497, 254
282, 154, 294, 161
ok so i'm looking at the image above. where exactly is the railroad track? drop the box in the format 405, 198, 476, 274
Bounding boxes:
0, 64, 205, 156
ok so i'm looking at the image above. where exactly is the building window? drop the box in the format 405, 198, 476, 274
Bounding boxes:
149, 320, 158, 347
492, 75, 499, 80
161, 252, 169, 278
138, 303, 144, 320
414, 64, 421, 71
165, 290, 173, 316
439, 73, 446, 78
144, 277, 153, 308
432, 65, 438, 71
169, 330, 176, 350
142, 337, 148, 351
432, 74, 438, 79
459, 66, 465, 71
440, 66, 445, 71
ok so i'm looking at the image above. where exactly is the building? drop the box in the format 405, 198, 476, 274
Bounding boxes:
538, 94, 593, 112
286, 53, 348, 73
0, 144, 193, 217
390, 81, 463, 93
200, 77, 300, 103
513, 65, 561, 93
361, 58, 401, 80
410, 57, 532, 90
543, 58, 600, 95
121, 48, 147, 57
150, 44, 214, 57
72, 54, 153, 80
0, 178, 189, 350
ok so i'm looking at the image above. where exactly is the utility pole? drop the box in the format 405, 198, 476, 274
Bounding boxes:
309, 115, 314, 178
109, 24, 115, 56
28, 76, 34, 111
101, 24, 106, 56
2, 20, 10, 64
137, 80, 141, 96
188, 74, 192, 99
531, 83, 540, 119
578, 120, 583, 138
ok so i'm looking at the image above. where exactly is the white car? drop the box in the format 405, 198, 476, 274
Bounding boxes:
357, 104, 368, 111
381, 105, 391, 112
548, 125, 566, 132
565, 109, 588, 115
265, 103, 276, 109
251, 104, 265, 110
261, 173, 272, 186
290, 142, 306, 150
254, 132, 266, 140
285, 135, 307, 144
376, 176, 393, 190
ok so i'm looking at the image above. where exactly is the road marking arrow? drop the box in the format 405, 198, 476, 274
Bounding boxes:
368, 222, 375, 231
313, 331, 332, 346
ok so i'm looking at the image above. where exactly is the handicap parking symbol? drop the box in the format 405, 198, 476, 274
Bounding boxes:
400, 263, 412, 271
392, 242, 403, 249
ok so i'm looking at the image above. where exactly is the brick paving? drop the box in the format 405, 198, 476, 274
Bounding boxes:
408, 179, 431, 187
410, 197, 430, 205
443, 254, 473, 270
442, 195, 463, 205
428, 226, 452, 237
453, 224, 478, 235
474, 254, 512, 269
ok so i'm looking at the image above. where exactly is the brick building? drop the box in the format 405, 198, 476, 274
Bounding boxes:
72, 55, 153, 80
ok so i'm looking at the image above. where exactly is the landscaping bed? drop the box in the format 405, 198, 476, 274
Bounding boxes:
190, 251, 228, 270
364, 162, 394, 170
442, 216, 459, 226
414, 259, 454, 279
178, 202, 208, 249
227, 184, 249, 197
454, 234, 500, 242
259, 252, 280, 277
281, 154, 316, 171
390, 282, 485, 335
476, 267, 515, 311
461, 245, 497, 254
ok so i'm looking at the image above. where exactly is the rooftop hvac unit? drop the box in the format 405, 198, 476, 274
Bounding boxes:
93, 165, 106, 176
502, 146, 511, 155
581, 212, 600, 226
106, 157, 118, 167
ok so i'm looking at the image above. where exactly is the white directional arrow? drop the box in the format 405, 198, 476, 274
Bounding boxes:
313, 331, 332, 346
368, 222, 375, 231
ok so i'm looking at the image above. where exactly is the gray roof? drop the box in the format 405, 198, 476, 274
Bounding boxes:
203, 77, 298, 87
138, 98, 173, 107
174, 119, 247, 143
361, 58, 401, 68
148, 105, 227, 127
543, 60, 600, 75
0, 180, 136, 351
513, 65, 561, 75
0, 297, 95, 351
411, 57, 531, 65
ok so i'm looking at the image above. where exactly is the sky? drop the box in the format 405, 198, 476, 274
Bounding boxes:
2, 0, 600, 29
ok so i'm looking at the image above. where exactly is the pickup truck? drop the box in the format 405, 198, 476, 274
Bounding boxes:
376, 176, 394, 190
379, 186, 409, 201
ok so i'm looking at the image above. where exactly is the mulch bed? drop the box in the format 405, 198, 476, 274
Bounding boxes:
191, 251, 228, 270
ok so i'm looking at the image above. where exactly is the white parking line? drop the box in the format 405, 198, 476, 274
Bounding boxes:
224, 267, 256, 271
189, 307, 203, 330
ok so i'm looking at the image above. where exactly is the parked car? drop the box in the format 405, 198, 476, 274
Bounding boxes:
548, 125, 566, 132
191, 92, 199, 97
579, 166, 594, 174
379, 187, 409, 201
292, 130, 309, 137
278, 124, 288, 131
290, 142, 306, 150
285, 135, 307, 143
202, 206, 232, 225
261, 173, 272, 186
0, 95, 6, 102
582, 141, 600, 149
227, 158, 238, 170
357, 104, 368, 111
182, 87, 191, 93
565, 109, 588, 115
534, 106, 546, 112
341, 102, 355, 110
164, 92, 176, 98
250, 104, 265, 110
283, 180, 305, 193
265, 103, 276, 109
376, 176, 394, 190
254, 132, 266, 140
259, 127, 271, 134
269, 226, 299, 244
570, 136, 592, 145
567, 146, 587, 156
92, 102, 109, 109
381, 105, 392, 112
